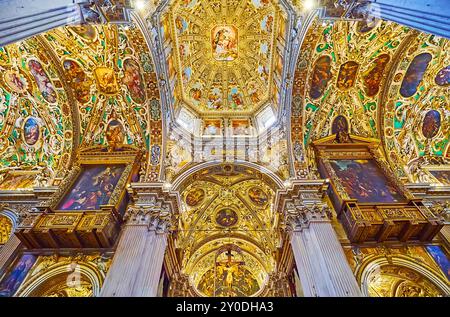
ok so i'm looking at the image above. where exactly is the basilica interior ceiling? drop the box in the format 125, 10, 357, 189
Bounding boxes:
0, 0, 449, 299
160, 0, 288, 118
291, 17, 450, 182
176, 164, 279, 296
0, 22, 163, 189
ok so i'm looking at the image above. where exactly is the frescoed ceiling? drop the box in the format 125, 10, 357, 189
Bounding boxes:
161, 0, 287, 117
176, 164, 279, 296
0, 22, 163, 189
290, 17, 450, 181
0, 37, 76, 187
382, 32, 450, 180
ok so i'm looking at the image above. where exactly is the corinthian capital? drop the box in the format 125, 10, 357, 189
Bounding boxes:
285, 201, 330, 232
124, 204, 174, 233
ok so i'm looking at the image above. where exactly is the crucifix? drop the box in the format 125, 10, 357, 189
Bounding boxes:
215, 248, 245, 297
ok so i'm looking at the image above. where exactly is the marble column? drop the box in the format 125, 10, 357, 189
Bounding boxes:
99, 204, 172, 297
345, 0, 450, 39
0, 0, 134, 46
287, 202, 362, 297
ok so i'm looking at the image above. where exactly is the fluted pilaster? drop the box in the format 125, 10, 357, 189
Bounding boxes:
99, 203, 174, 297
287, 202, 362, 297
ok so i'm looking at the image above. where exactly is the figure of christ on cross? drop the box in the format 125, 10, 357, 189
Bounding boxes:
215, 249, 245, 297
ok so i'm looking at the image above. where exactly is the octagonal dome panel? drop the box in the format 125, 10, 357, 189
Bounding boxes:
162, 0, 285, 117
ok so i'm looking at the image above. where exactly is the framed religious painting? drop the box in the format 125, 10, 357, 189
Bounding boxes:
327, 159, 406, 204
422, 165, 450, 186
15, 145, 143, 249
51, 148, 141, 216
312, 134, 442, 243
56, 164, 127, 211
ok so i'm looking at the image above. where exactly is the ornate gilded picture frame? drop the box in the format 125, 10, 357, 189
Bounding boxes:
422, 165, 450, 186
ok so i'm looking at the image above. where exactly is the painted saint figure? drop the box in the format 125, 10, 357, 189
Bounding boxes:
211, 26, 238, 61
122, 59, 146, 104
28, 60, 57, 103
215, 250, 245, 297
23, 117, 40, 146
57, 165, 125, 210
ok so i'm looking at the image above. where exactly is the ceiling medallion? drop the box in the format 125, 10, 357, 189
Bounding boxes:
215, 208, 238, 227
23, 117, 41, 146
185, 188, 206, 207
248, 187, 268, 206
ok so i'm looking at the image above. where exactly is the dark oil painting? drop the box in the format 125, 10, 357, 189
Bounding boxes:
429, 170, 450, 186
422, 110, 441, 139
0, 254, 37, 297
363, 54, 390, 97
400, 53, 432, 98
330, 159, 405, 203
309, 55, 332, 99
331, 115, 349, 135
58, 164, 126, 210
426, 245, 450, 280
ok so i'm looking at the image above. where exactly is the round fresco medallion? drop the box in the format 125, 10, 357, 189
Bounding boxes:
185, 188, 205, 207
23, 117, 40, 145
422, 110, 441, 139
248, 187, 268, 206
106, 119, 125, 148
215, 208, 238, 227
4, 70, 29, 93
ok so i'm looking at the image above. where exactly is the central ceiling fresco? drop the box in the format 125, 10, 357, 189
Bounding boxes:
162, 0, 286, 116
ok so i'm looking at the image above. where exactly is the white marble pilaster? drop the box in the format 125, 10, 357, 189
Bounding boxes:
288, 203, 363, 297
99, 204, 172, 297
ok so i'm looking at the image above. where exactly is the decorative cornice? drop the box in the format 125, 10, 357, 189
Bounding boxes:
274, 179, 329, 213
0, 203, 35, 224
